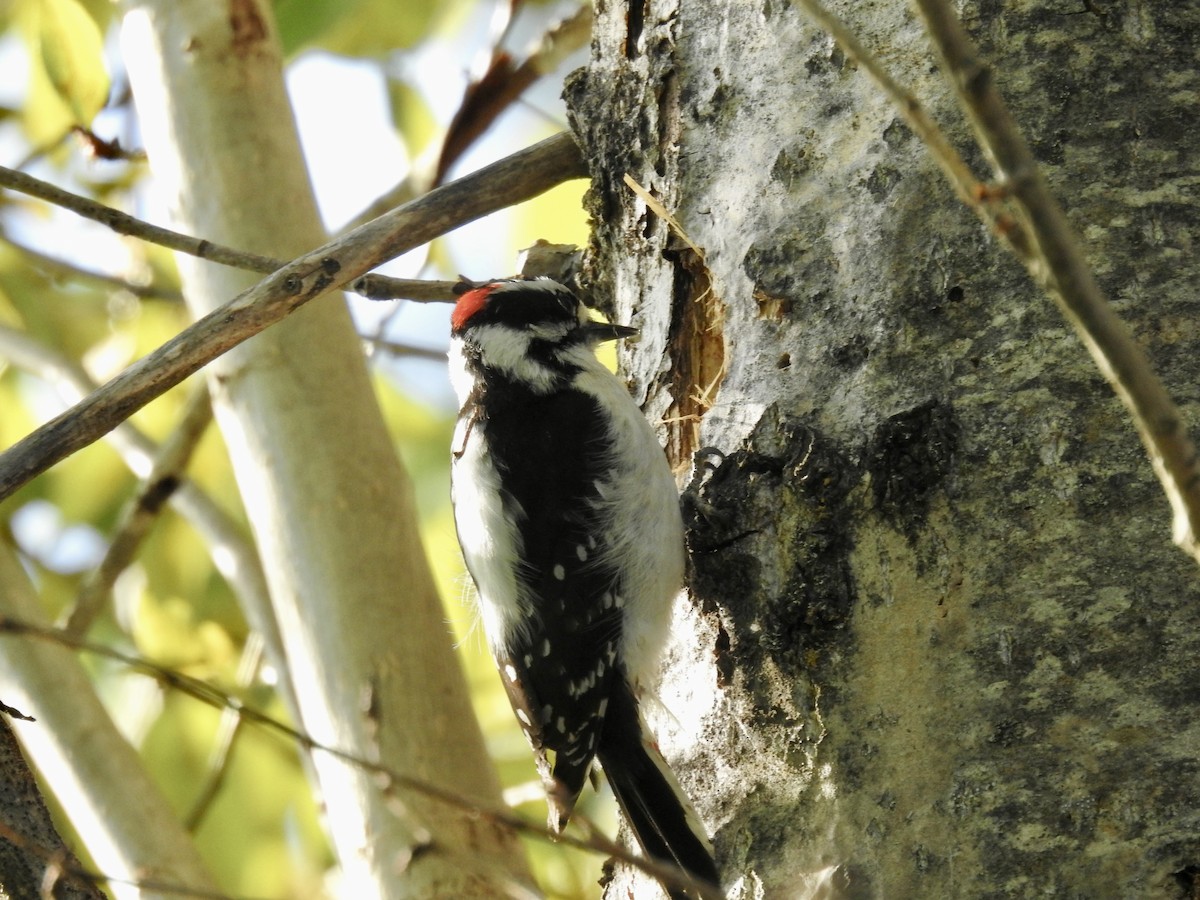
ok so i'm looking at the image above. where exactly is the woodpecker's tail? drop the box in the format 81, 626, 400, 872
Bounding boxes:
597, 680, 721, 899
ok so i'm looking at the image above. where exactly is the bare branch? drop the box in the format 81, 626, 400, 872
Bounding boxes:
436, 5, 592, 183
0, 165, 276, 275
362, 336, 448, 363
340, 5, 591, 232
352, 275, 459, 303
794, 0, 1200, 560
0, 167, 461, 304
910, 0, 1200, 559
0, 324, 292, 714
0, 132, 588, 501
184, 634, 263, 832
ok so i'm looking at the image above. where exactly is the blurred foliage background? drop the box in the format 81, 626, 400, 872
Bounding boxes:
0, 0, 607, 896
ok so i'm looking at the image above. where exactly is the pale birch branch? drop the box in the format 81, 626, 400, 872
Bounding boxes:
0, 543, 219, 898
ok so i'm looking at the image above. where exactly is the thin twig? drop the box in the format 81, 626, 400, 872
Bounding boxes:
184, 634, 263, 832
0, 165, 276, 273
362, 336, 448, 363
435, 4, 592, 183
339, 4, 591, 233
0, 132, 588, 501
0, 166, 462, 304
352, 275, 459, 302
0, 616, 723, 900
910, 0, 1200, 558
793, 0, 1200, 559
62, 384, 213, 637
0, 324, 294, 716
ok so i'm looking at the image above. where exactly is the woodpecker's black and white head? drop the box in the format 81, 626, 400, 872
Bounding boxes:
448, 276, 636, 401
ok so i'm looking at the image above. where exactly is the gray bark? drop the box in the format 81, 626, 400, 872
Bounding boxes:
570, 1, 1200, 897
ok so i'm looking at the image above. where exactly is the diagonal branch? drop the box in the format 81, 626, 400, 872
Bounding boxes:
910, 0, 1200, 560
435, 5, 592, 184
0, 323, 295, 716
794, 0, 1200, 561
0, 132, 588, 502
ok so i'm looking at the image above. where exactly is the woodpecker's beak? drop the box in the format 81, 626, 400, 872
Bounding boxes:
580, 322, 639, 343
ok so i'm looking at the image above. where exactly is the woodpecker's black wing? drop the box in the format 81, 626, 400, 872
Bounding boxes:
480, 377, 625, 826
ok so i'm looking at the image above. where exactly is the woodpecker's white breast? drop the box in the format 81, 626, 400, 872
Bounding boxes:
448, 339, 533, 651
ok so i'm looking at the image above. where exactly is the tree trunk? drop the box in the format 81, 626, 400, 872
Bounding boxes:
570, 1, 1200, 896
119, 2, 529, 897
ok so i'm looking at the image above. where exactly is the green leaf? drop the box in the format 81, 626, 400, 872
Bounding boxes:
35, 0, 110, 125
273, 0, 358, 57
386, 76, 437, 160
275, 0, 451, 57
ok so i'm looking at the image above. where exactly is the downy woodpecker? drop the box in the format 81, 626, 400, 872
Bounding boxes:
448, 277, 719, 898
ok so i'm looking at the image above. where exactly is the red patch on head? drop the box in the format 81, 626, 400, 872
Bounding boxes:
450, 284, 496, 333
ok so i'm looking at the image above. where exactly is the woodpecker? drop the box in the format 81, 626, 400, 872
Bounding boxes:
448, 276, 720, 898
